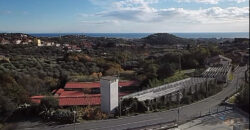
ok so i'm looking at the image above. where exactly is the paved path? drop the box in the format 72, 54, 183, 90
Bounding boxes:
25, 66, 247, 130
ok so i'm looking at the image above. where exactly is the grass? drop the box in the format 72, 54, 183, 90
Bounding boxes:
228, 72, 234, 81
163, 70, 189, 84
228, 96, 236, 104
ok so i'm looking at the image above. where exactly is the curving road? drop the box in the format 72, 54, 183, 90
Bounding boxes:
29, 66, 247, 130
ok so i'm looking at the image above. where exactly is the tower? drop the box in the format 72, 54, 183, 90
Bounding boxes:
100, 76, 118, 114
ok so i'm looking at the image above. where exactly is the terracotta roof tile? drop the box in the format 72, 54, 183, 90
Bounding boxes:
65, 81, 139, 89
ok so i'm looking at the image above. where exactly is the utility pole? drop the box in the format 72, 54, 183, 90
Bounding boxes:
179, 53, 181, 72
177, 91, 180, 123
177, 107, 180, 123
236, 75, 239, 91
119, 86, 122, 117
206, 73, 208, 95
118, 74, 121, 117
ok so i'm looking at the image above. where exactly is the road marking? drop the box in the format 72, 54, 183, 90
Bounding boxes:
89, 118, 163, 130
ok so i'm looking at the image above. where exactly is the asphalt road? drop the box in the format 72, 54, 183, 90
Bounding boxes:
31, 66, 247, 130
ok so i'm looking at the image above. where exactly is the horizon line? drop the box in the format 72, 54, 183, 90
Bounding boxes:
0, 32, 249, 34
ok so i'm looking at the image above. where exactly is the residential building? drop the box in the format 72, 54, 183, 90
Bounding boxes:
34, 38, 42, 46
205, 55, 232, 67
30, 80, 139, 107
15, 40, 22, 44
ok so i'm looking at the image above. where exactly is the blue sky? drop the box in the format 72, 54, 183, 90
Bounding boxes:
0, 0, 249, 33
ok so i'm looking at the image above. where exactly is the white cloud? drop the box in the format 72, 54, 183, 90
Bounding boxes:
96, 0, 249, 24
229, 0, 248, 3
80, 20, 120, 25
80, 0, 249, 32
158, 7, 249, 24
176, 0, 248, 4
176, 0, 220, 4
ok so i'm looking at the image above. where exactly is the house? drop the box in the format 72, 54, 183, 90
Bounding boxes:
0, 38, 10, 45
15, 40, 22, 44
55, 44, 61, 47
235, 51, 249, 65
34, 38, 42, 46
64, 80, 139, 93
44, 42, 54, 46
205, 55, 232, 67
30, 80, 139, 107
66, 45, 82, 52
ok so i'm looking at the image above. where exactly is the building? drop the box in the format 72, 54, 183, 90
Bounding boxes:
205, 55, 232, 67
0, 38, 10, 45
30, 80, 138, 107
64, 80, 139, 93
34, 38, 42, 46
100, 76, 119, 114
15, 40, 22, 44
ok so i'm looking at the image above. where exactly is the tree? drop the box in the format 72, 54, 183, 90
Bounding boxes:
235, 84, 249, 113
144, 63, 159, 79
157, 63, 176, 79
0, 90, 16, 122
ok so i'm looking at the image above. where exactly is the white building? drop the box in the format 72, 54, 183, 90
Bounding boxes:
100, 76, 119, 114
15, 40, 22, 44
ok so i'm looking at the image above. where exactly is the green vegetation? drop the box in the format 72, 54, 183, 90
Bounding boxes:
228, 73, 234, 81
143, 33, 195, 45
0, 33, 227, 124
80, 106, 107, 120
227, 94, 237, 104
121, 98, 148, 115
235, 83, 249, 113
40, 96, 59, 111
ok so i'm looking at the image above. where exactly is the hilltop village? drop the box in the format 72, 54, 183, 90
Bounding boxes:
0, 33, 249, 126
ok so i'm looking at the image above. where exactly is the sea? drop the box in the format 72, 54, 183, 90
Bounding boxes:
29, 32, 249, 39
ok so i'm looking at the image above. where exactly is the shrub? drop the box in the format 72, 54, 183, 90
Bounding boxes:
181, 96, 192, 104
52, 109, 76, 123
82, 106, 107, 120
40, 96, 58, 111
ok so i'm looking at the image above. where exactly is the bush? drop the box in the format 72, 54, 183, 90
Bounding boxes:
40, 96, 59, 111
121, 98, 148, 115
82, 106, 107, 120
52, 109, 76, 123
181, 96, 192, 104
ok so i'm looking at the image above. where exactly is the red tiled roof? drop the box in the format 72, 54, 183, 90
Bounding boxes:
30, 90, 131, 106
59, 96, 100, 106
119, 81, 139, 87
55, 89, 85, 97
30, 96, 44, 104
65, 81, 139, 89
65, 82, 100, 89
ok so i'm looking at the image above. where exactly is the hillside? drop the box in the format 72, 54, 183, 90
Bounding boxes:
142, 33, 194, 45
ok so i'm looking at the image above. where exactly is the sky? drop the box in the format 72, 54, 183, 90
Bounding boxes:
0, 0, 249, 33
